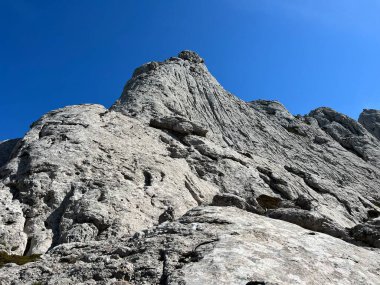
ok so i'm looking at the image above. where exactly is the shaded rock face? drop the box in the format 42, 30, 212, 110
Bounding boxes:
0, 51, 379, 284
0, 139, 20, 168
359, 109, 380, 140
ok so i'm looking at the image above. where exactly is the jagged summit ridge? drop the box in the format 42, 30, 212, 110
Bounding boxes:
0, 51, 379, 284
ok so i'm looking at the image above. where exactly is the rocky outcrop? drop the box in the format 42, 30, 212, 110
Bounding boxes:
309, 107, 380, 166
1, 207, 379, 285
0, 51, 380, 284
0, 104, 217, 255
112, 50, 380, 242
249, 99, 294, 126
350, 218, 380, 248
359, 109, 380, 140
150, 116, 208, 137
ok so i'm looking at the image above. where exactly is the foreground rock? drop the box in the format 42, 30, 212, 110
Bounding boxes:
1, 206, 379, 285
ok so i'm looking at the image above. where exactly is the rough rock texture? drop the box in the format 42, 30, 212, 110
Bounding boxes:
309, 107, 380, 166
112, 50, 380, 240
0, 50, 380, 284
250, 100, 294, 126
0, 105, 217, 255
359, 109, 380, 140
0, 139, 20, 168
1, 207, 379, 285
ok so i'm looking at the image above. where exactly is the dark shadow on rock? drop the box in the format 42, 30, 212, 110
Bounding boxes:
0, 139, 20, 168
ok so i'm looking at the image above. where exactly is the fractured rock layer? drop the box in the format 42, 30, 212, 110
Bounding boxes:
0, 207, 379, 285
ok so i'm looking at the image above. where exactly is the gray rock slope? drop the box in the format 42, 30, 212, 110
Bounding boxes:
0, 50, 379, 284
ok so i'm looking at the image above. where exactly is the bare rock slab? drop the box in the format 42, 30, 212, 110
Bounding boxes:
0, 207, 379, 285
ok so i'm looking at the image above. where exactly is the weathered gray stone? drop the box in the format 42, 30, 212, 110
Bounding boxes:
178, 50, 205, 63
0, 207, 379, 285
249, 99, 294, 127
0, 139, 20, 168
0, 50, 380, 284
0, 183, 27, 255
309, 107, 380, 166
0, 104, 217, 255
359, 109, 380, 140
267, 208, 350, 241
150, 116, 208, 136
132, 61, 160, 78
211, 193, 264, 214
350, 218, 380, 248
111, 52, 380, 243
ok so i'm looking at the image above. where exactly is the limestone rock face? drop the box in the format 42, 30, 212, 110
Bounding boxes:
0, 104, 217, 255
0, 51, 380, 284
249, 99, 294, 125
112, 51, 380, 241
309, 107, 380, 166
0, 207, 379, 285
359, 109, 380, 140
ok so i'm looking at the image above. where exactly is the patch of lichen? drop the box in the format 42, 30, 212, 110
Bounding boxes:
0, 251, 41, 267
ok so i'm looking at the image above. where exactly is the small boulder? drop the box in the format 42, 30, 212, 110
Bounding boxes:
212, 193, 264, 214
150, 116, 208, 137
350, 219, 380, 248
178, 50, 204, 63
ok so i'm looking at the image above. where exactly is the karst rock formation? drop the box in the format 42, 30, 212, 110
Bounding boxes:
0, 51, 379, 285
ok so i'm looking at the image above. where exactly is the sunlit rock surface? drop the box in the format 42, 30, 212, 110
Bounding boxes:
0, 51, 379, 284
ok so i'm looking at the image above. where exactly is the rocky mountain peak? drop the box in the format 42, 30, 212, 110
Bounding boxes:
111, 50, 217, 121
0, 51, 379, 284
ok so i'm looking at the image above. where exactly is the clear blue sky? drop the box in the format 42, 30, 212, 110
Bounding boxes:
1, 1, 380, 140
